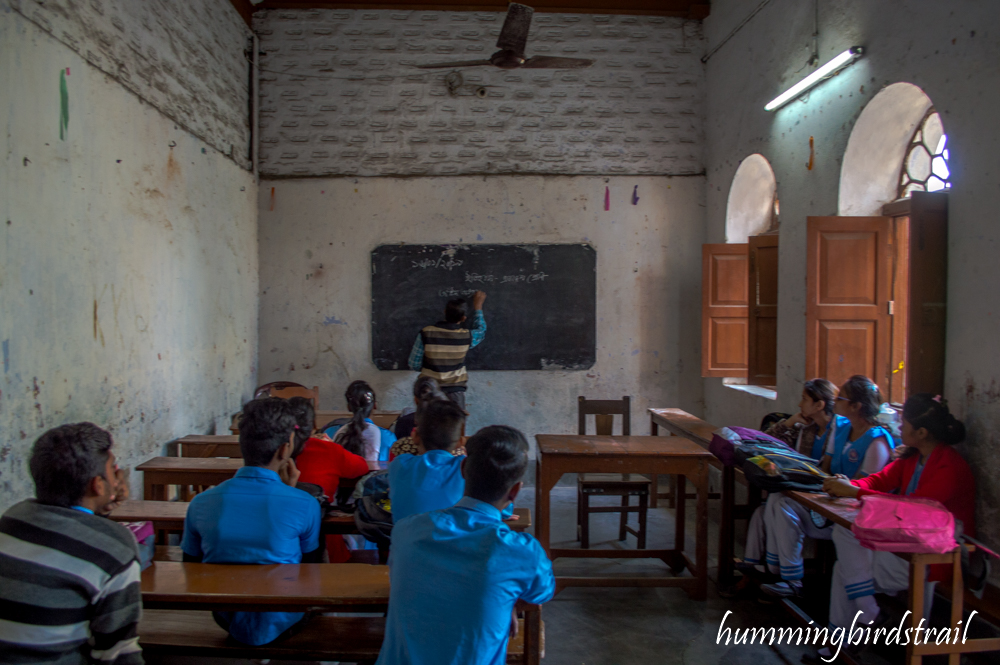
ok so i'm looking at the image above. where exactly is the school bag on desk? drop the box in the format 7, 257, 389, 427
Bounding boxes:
851, 494, 958, 554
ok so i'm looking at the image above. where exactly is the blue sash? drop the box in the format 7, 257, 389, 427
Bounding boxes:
831, 425, 892, 478
811, 415, 851, 461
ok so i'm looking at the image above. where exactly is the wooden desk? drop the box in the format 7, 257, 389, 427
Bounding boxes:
111, 499, 530, 536
138, 457, 385, 500
785, 491, 860, 528
649, 407, 762, 588
141, 561, 389, 613
535, 434, 712, 599
109, 500, 188, 532
785, 491, 999, 665
230, 410, 401, 434
177, 435, 241, 458
138, 457, 243, 501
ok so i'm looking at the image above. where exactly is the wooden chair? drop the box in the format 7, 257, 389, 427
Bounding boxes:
256, 381, 319, 406
576, 396, 650, 549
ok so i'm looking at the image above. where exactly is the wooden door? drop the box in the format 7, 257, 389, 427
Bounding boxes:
702, 244, 748, 378
806, 217, 892, 390
747, 234, 779, 387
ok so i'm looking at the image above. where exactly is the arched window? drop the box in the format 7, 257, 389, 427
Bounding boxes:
725, 154, 777, 243
898, 109, 951, 197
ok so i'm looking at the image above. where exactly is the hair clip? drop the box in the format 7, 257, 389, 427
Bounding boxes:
932, 395, 943, 403
293, 425, 300, 430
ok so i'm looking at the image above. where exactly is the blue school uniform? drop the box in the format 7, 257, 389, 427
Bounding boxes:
829, 425, 893, 478
181, 466, 321, 646
376, 497, 555, 665
388, 451, 515, 521
389, 450, 466, 522
812, 415, 852, 460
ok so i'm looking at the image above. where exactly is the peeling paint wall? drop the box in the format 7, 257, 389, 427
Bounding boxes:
253, 8, 704, 177
703, 0, 1000, 556
0, 4, 258, 510
257, 176, 704, 449
7, 0, 252, 169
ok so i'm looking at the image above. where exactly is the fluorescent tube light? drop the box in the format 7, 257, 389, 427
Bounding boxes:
765, 47, 864, 112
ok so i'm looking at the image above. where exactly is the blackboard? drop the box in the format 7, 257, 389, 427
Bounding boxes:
372, 244, 596, 371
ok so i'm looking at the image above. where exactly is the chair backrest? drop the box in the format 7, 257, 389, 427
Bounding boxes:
578, 396, 631, 436
255, 381, 319, 408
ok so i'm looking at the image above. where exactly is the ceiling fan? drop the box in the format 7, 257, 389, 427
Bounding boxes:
415, 3, 595, 70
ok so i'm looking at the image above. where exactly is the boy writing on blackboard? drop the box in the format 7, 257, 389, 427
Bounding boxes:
407, 290, 487, 412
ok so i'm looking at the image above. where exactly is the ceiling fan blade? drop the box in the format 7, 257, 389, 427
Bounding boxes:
521, 56, 595, 69
413, 59, 494, 69
496, 3, 533, 57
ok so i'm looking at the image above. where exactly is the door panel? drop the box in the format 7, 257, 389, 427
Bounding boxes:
702, 244, 748, 378
806, 217, 891, 390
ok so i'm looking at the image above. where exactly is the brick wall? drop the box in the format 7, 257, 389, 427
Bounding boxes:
7, 0, 252, 169
254, 9, 705, 177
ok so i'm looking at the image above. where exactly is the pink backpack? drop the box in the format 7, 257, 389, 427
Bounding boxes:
851, 495, 957, 554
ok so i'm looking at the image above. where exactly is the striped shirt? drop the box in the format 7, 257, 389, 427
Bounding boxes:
0, 500, 143, 665
407, 311, 486, 390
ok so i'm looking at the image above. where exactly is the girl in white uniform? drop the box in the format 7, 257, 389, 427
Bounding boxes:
745, 376, 893, 599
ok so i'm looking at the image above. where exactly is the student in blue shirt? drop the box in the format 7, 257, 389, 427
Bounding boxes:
377, 425, 555, 665
181, 398, 322, 646
389, 398, 467, 522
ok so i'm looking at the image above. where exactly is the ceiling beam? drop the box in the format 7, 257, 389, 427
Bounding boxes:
248, 1, 709, 19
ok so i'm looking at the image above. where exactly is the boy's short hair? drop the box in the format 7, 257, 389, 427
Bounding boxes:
29, 423, 113, 507
239, 398, 297, 466
444, 298, 467, 324
417, 399, 466, 451
463, 425, 529, 503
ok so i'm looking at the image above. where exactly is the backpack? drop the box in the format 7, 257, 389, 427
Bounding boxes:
353, 470, 394, 548
851, 494, 958, 554
733, 439, 829, 493
709, 426, 803, 467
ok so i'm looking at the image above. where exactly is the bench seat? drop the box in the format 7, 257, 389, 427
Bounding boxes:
139, 610, 537, 663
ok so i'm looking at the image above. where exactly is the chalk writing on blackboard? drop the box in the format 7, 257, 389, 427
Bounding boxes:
464, 272, 549, 284
412, 257, 464, 270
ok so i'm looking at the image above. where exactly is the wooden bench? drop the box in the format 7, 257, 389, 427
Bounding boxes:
139, 562, 543, 664
111, 500, 533, 536
649, 408, 762, 587
787, 491, 1000, 664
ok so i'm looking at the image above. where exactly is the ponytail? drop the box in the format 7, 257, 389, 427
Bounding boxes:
285, 396, 314, 456
340, 380, 375, 456
903, 393, 966, 446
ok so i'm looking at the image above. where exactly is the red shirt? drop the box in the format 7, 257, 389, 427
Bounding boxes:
851, 445, 976, 582
297, 436, 370, 498
296, 436, 370, 562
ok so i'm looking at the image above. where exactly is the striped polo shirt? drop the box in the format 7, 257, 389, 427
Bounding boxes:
420, 321, 473, 389
0, 500, 143, 665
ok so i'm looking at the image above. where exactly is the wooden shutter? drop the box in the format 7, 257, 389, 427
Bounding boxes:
702, 244, 748, 378
882, 191, 948, 400
806, 217, 892, 390
747, 233, 779, 387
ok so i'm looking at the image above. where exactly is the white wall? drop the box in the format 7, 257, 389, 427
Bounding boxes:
0, 4, 258, 509
703, 0, 1000, 552
253, 8, 704, 177
257, 175, 705, 448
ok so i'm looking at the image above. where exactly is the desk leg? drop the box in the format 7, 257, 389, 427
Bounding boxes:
907, 556, 927, 665
694, 463, 708, 600
649, 420, 659, 509
673, 474, 686, 574
948, 551, 962, 665
535, 455, 559, 555
718, 465, 736, 587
